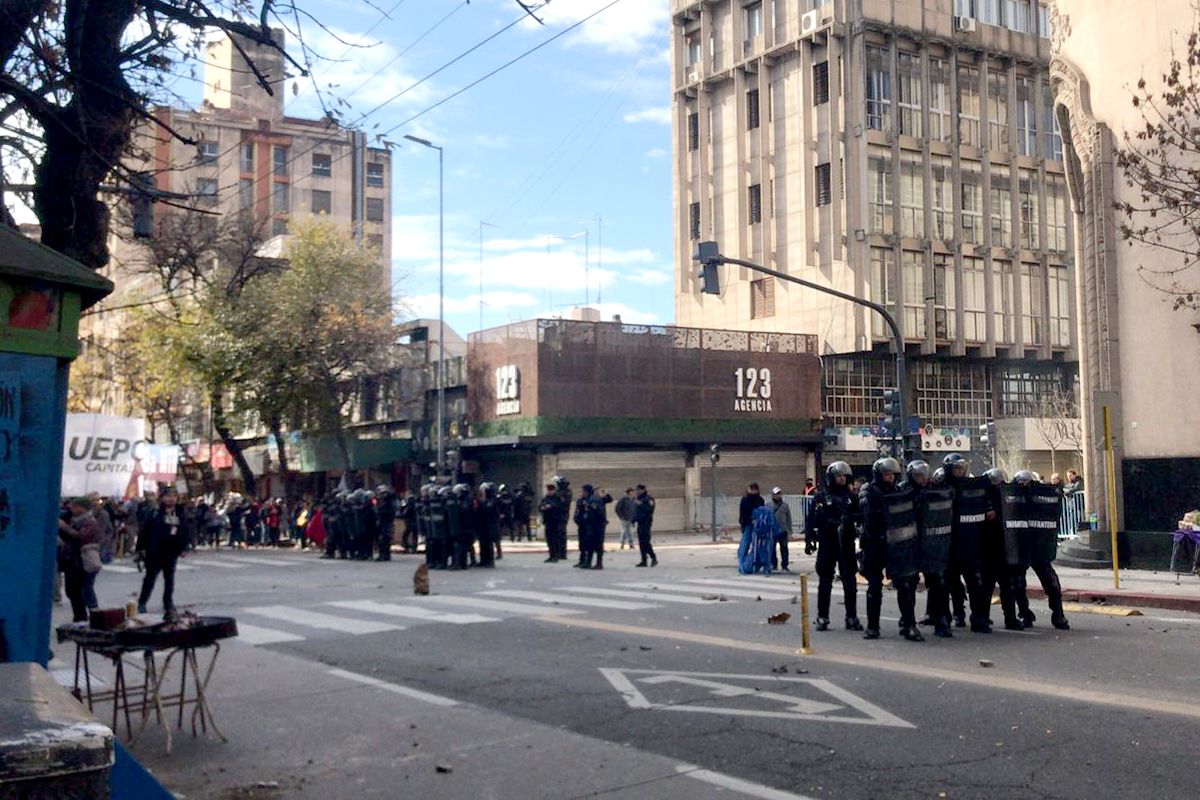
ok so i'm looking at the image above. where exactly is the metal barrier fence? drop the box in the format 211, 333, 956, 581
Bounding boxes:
1060, 491, 1086, 538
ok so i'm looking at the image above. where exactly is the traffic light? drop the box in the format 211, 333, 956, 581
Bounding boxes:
130, 172, 156, 239
709, 442, 721, 464
694, 241, 721, 295
880, 388, 902, 438
980, 421, 997, 448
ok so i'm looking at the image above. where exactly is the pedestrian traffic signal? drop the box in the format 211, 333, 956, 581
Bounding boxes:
880, 388, 902, 437
980, 421, 997, 448
709, 443, 720, 464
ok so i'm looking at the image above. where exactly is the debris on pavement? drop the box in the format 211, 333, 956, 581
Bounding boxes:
767, 612, 791, 625
413, 564, 430, 595
979, 659, 995, 668
435, 765, 453, 774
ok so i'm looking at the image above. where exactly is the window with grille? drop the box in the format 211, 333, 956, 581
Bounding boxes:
688, 112, 699, 151
240, 143, 254, 173
821, 356, 897, 428
815, 163, 832, 207
747, 89, 760, 130
911, 361, 993, 430
897, 52, 922, 138
928, 58, 951, 142
366, 197, 385, 222
813, 61, 830, 105
749, 184, 762, 224
689, 202, 701, 240
957, 65, 980, 146
312, 153, 332, 177
367, 162, 385, 187
311, 189, 331, 215
865, 45, 891, 131
750, 277, 775, 319
996, 366, 1077, 418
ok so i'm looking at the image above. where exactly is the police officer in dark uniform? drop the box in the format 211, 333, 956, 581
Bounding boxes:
356, 490, 378, 560
860, 457, 904, 640
499, 484, 516, 542
573, 485, 595, 569
374, 486, 397, 561
513, 483, 533, 541
632, 484, 657, 567
906, 460, 954, 638
1010, 471, 1071, 630
539, 483, 562, 563
476, 483, 499, 568
400, 492, 418, 554
943, 453, 994, 633
554, 476, 573, 562
805, 461, 862, 632
428, 486, 450, 569
984, 468, 1023, 630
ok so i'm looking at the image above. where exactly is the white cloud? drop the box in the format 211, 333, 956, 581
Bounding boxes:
406, 289, 540, 318
623, 106, 671, 125
625, 267, 671, 286
527, 0, 670, 54
645, 147, 667, 159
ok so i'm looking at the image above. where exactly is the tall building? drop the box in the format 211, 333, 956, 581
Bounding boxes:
79, 30, 392, 426
671, 0, 1078, 472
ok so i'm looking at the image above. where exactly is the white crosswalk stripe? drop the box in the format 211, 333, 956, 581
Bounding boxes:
221, 555, 301, 567
618, 580, 795, 601
419, 595, 582, 617
235, 622, 307, 646
558, 586, 726, 605
186, 559, 250, 570
326, 600, 497, 625
104, 562, 196, 573
242, 605, 403, 635
686, 576, 806, 591
478, 589, 658, 611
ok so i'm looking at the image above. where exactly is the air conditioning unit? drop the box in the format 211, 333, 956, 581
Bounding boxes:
686, 69, 699, 83
801, 9, 820, 35
955, 15, 976, 32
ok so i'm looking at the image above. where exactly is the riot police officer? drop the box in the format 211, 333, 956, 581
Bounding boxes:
428, 486, 451, 569
553, 476, 573, 562
860, 457, 905, 640
539, 483, 562, 563
374, 485, 397, 561
476, 483, 499, 568
907, 461, 954, 639
499, 484, 516, 542
943, 453, 995, 633
513, 483, 533, 541
1010, 471, 1071, 630
805, 462, 862, 632
984, 468, 1023, 630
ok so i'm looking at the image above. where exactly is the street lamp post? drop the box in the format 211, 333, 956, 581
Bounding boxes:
694, 242, 911, 461
405, 134, 446, 477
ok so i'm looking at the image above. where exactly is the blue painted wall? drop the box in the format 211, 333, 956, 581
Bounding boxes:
0, 353, 69, 665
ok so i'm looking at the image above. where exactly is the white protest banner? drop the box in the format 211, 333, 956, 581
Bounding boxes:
62, 414, 146, 498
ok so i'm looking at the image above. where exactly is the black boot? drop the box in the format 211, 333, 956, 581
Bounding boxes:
635, 559, 648, 567
594, 553, 603, 570
650, 556, 658, 567
845, 616, 863, 631
934, 619, 953, 638
901, 626, 925, 642
863, 628, 881, 640
1051, 612, 1070, 630
1004, 616, 1026, 631
815, 617, 830, 631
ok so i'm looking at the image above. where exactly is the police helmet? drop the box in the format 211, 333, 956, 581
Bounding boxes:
375, 484, 392, 496
452, 483, 470, 497
581, 483, 594, 494
906, 460, 931, 485
932, 467, 946, 485
984, 468, 1008, 486
826, 461, 853, 484
872, 457, 902, 481
942, 452, 970, 478
498, 483, 508, 493
553, 475, 568, 489
1013, 470, 1036, 486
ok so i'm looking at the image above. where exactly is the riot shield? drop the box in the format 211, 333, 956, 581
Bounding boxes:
999, 484, 1028, 567
1025, 484, 1062, 564
918, 486, 954, 575
952, 477, 992, 570
883, 486, 920, 579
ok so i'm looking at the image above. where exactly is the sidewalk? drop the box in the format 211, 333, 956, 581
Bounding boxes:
1028, 564, 1200, 614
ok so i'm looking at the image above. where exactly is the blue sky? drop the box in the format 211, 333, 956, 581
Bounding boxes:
287, 0, 676, 334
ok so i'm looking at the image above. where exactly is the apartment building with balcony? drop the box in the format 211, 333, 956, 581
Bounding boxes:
672, 0, 1079, 470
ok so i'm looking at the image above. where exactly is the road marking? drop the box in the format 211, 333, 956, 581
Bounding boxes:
327, 668, 458, 707
540, 616, 1200, 722
478, 589, 658, 611
643, 581, 796, 601
242, 606, 404, 635
599, 668, 912, 727
221, 555, 302, 567
234, 622, 307, 646
420, 595, 583, 617
101, 564, 137, 574
686, 576, 806, 591
326, 599, 497, 624
559, 586, 724, 605
186, 560, 250, 569
1145, 616, 1200, 624
676, 764, 817, 800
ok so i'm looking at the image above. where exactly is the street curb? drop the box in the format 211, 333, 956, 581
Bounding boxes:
1027, 587, 1200, 614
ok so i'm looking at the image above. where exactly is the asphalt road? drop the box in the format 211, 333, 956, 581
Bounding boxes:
63, 541, 1200, 799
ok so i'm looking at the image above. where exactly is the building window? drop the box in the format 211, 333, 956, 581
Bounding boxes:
989, 164, 1012, 247
689, 202, 701, 240
273, 145, 288, 177
367, 161, 385, 187
1016, 76, 1037, 156
1042, 82, 1062, 160
929, 58, 951, 143
1048, 263, 1070, 346
911, 361, 993, 430
688, 112, 699, 151
197, 141, 219, 165
963, 255, 986, 342
933, 254, 956, 340
747, 89, 760, 130
994, 259, 1015, 343
196, 178, 218, 206
685, 31, 701, 66
865, 45, 891, 132
868, 147, 892, 234
814, 164, 831, 207
1046, 174, 1069, 252
366, 197, 385, 223
750, 276, 775, 319
977, 0, 1001, 25
367, 233, 384, 253
273, 218, 288, 236
997, 366, 1077, 418
239, 178, 254, 210
311, 189, 332, 215
312, 153, 332, 177
931, 156, 953, 241
813, 61, 830, 106
1005, 0, 1032, 33
1021, 261, 1045, 345
870, 247, 896, 337
987, 70, 1009, 152
898, 152, 924, 238
1018, 169, 1040, 250
745, 2, 763, 40
822, 355, 897, 428
901, 250, 926, 339
749, 183, 763, 223
271, 182, 289, 215
957, 64, 980, 147
896, 51, 922, 138
960, 168, 983, 245
956, 0, 976, 18
240, 143, 254, 173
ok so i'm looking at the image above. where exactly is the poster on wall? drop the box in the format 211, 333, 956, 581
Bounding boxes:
60, 414, 181, 498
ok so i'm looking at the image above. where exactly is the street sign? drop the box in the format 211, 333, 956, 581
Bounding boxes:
598, 668, 913, 728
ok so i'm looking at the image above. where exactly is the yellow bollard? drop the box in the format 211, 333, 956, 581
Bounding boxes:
798, 573, 813, 655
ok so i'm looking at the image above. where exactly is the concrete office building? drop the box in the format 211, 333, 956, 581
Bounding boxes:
671, 0, 1078, 471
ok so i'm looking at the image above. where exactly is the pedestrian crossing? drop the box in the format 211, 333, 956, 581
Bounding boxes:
229, 573, 805, 647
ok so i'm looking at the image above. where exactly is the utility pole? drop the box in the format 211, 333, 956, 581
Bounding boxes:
709, 443, 720, 542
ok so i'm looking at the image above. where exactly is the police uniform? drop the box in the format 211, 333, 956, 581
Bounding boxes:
805, 462, 861, 631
